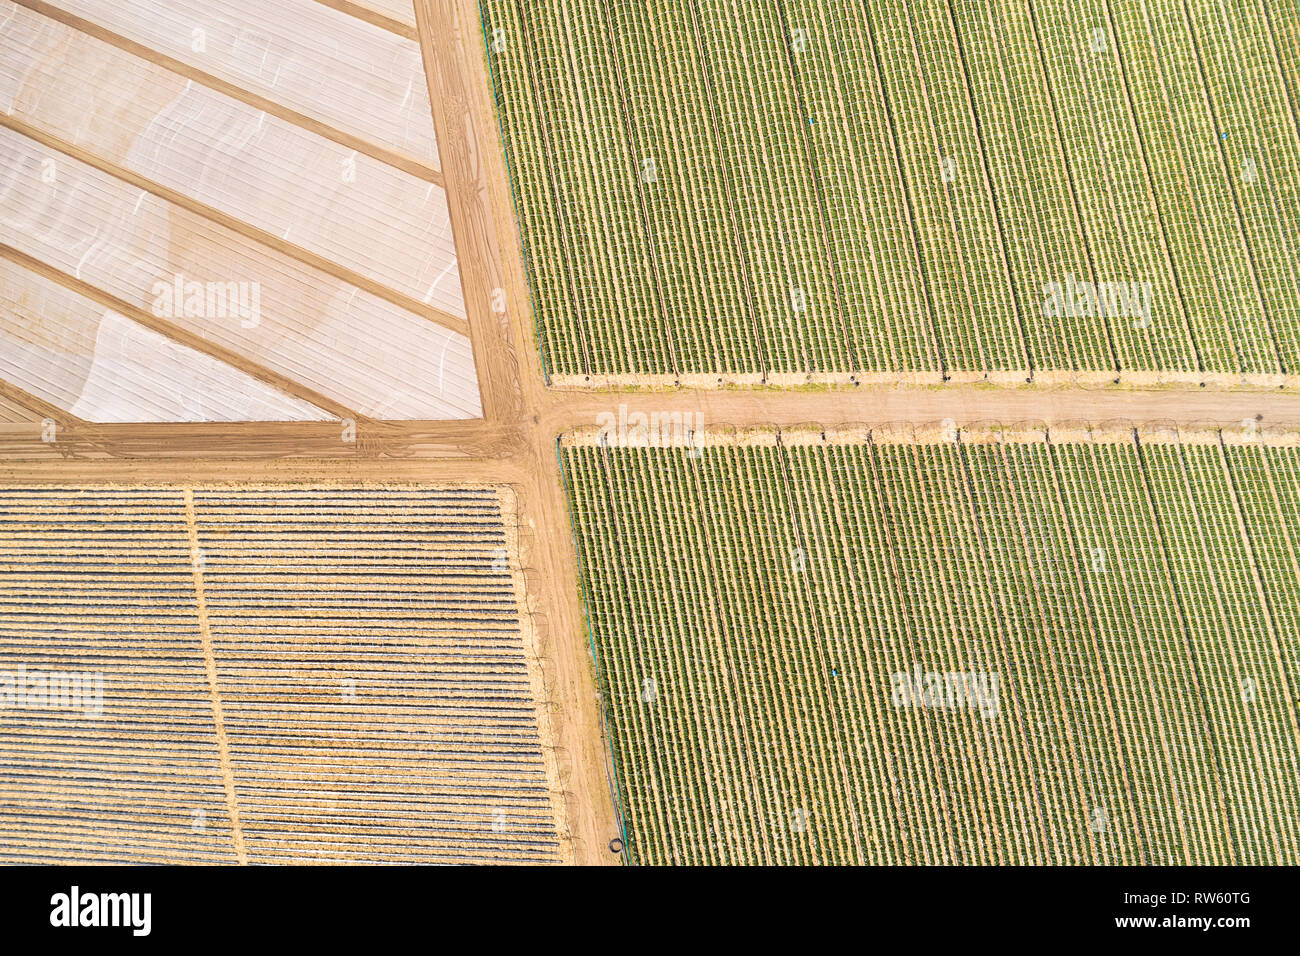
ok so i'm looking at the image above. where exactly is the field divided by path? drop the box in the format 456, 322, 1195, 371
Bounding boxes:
0, 485, 567, 864
484, 0, 1300, 385
560, 432, 1300, 864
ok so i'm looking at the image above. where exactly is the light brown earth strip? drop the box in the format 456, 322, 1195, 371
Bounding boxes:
0, 391, 44, 423
414, 0, 519, 422
499, 486, 575, 863
0, 378, 83, 428
416, 0, 623, 865
311, 0, 419, 39
182, 486, 247, 865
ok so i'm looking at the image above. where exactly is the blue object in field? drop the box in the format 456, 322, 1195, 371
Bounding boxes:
1222, 132, 1229, 140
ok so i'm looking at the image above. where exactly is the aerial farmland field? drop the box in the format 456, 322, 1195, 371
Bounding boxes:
561, 428, 1299, 864
0, 0, 610, 869
0, 484, 567, 864
0, 0, 1296, 915
0, 0, 480, 423
484, 0, 1300, 387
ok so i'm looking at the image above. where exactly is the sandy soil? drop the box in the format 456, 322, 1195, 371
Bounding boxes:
414, 0, 622, 866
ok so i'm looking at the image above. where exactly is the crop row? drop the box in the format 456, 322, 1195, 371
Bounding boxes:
485, 0, 1300, 381
562, 438, 1300, 864
0, 487, 564, 865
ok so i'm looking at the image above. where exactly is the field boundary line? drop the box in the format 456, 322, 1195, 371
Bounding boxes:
499, 485, 575, 864
0, 378, 87, 429
418, 0, 525, 425
544, 368, 1300, 389
475, 2, 551, 385
181, 487, 247, 866
310, 0, 419, 39
562, 421, 1300, 448
502, 0, 594, 378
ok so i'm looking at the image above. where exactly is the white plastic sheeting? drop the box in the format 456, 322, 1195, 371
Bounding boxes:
0, 260, 331, 421
0, 4, 465, 318
0, 127, 482, 419
38, 0, 439, 164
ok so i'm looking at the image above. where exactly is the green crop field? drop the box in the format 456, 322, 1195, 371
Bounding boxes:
483, 0, 1300, 384
560, 432, 1300, 864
